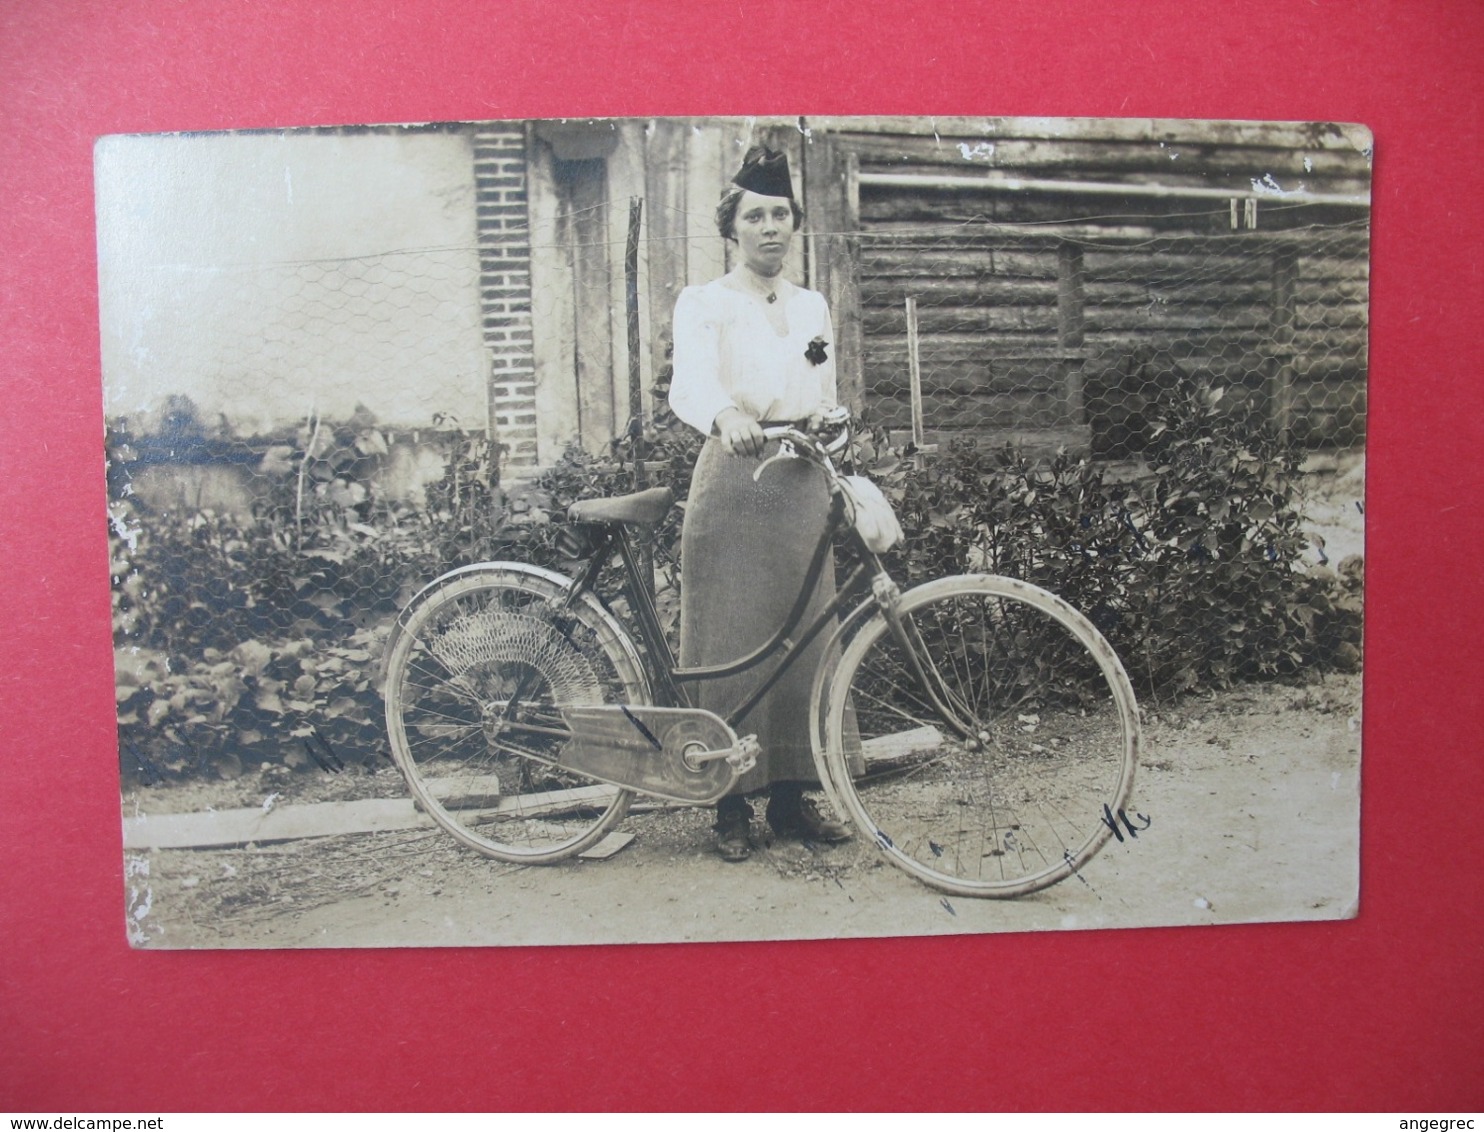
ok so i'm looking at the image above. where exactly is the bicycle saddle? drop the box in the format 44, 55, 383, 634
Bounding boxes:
567, 486, 675, 527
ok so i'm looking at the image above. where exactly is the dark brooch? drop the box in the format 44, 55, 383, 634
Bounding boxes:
805, 336, 829, 366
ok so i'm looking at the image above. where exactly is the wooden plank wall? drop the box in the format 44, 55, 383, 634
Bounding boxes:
818, 117, 1371, 451
860, 231, 1071, 443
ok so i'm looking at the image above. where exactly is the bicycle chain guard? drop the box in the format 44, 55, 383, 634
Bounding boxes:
558, 705, 757, 805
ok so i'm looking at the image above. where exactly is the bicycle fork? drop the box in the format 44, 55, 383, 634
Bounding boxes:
871, 573, 990, 752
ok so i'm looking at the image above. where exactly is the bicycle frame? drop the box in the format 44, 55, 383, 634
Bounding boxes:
570, 487, 874, 728
558, 430, 982, 749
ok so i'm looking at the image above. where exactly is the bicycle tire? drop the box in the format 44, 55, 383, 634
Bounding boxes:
821, 574, 1140, 898
384, 563, 650, 863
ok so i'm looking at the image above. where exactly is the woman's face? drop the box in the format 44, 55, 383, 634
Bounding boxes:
733, 190, 795, 277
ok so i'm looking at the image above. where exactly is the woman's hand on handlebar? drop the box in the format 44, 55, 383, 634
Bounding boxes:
715, 406, 765, 457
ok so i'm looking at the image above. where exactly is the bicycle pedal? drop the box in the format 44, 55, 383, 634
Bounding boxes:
729, 734, 760, 775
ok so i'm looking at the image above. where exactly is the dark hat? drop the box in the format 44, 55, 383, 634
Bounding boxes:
732, 144, 795, 200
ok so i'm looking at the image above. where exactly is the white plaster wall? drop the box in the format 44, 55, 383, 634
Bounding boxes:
96, 128, 487, 434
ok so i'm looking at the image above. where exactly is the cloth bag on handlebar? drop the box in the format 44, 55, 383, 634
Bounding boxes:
841, 474, 904, 554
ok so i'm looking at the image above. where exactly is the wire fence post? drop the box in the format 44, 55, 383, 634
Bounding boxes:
1056, 241, 1086, 443
905, 295, 924, 452
1270, 246, 1298, 443
624, 194, 654, 597
625, 196, 646, 490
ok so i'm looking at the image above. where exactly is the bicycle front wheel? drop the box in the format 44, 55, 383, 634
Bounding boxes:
384, 564, 649, 863
823, 575, 1139, 898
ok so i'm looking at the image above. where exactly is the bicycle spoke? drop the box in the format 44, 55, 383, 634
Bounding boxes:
825, 578, 1138, 898
385, 568, 645, 863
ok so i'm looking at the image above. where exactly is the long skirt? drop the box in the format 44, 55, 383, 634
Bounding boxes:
678, 437, 862, 795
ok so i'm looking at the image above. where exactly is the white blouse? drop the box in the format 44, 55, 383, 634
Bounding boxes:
668, 277, 838, 435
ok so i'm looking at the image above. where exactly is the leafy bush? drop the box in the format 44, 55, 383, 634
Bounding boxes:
112, 370, 1359, 784
110, 390, 704, 782
861, 373, 1361, 698
110, 417, 521, 782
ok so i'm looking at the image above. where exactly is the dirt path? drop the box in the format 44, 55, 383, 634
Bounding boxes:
123, 672, 1360, 949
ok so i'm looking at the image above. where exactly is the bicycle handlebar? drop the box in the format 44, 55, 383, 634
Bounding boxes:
760, 408, 851, 455
754, 415, 852, 486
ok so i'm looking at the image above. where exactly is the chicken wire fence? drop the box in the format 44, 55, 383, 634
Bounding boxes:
108, 242, 503, 783
109, 201, 1367, 784
848, 218, 1368, 457
108, 246, 487, 435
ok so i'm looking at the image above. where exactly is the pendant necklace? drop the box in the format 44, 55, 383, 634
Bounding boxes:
743, 266, 779, 303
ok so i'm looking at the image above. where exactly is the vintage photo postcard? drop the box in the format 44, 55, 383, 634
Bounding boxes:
100, 116, 1369, 948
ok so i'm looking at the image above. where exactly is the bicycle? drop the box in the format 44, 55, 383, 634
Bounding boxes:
382, 416, 1141, 898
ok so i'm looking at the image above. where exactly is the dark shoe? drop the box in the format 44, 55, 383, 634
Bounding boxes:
714, 802, 754, 862
767, 794, 852, 844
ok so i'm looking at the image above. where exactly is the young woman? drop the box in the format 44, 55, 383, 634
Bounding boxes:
669, 145, 858, 862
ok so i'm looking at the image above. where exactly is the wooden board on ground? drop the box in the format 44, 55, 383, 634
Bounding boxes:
123, 797, 432, 851
578, 831, 635, 860
122, 730, 942, 850
123, 782, 620, 850
862, 725, 942, 763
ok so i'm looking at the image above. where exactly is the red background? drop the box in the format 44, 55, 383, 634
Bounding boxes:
3, 0, 1481, 1112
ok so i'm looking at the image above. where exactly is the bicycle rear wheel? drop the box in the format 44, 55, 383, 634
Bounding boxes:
823, 575, 1139, 898
384, 564, 649, 863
